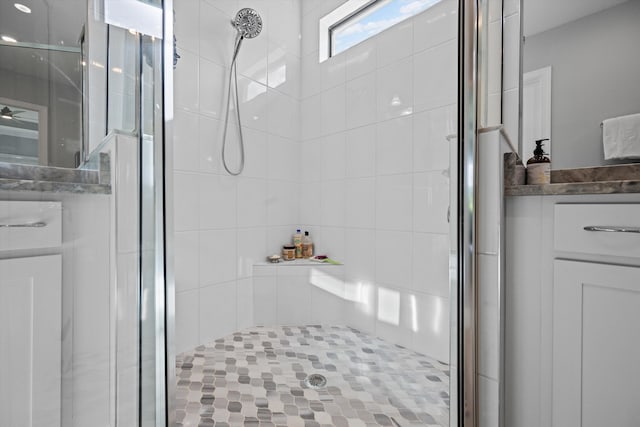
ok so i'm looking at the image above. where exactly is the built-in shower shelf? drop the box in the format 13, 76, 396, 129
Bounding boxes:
254, 259, 343, 267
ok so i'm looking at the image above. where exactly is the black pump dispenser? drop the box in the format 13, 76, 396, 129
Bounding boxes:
531, 138, 550, 161
526, 138, 551, 184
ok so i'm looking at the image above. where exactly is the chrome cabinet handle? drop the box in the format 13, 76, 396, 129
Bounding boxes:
584, 225, 640, 234
0, 221, 47, 228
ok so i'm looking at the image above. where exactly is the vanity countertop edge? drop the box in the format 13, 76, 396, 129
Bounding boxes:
0, 153, 111, 195
504, 153, 640, 196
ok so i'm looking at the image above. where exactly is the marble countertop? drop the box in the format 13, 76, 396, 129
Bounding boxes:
0, 153, 111, 194
504, 153, 640, 196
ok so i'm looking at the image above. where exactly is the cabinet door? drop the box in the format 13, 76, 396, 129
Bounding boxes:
553, 260, 640, 427
0, 255, 61, 427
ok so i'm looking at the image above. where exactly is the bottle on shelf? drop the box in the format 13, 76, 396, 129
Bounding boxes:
302, 231, 313, 259
293, 229, 303, 258
526, 138, 551, 185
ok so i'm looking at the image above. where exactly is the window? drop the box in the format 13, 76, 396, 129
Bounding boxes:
319, 0, 443, 61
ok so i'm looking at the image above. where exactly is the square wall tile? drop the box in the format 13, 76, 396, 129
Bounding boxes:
413, 0, 458, 53
240, 128, 269, 179
319, 226, 346, 261
320, 181, 345, 227
413, 106, 455, 173
237, 27, 268, 85
267, 181, 299, 226
413, 171, 449, 234
345, 39, 377, 81
268, 51, 301, 99
174, 172, 199, 232
346, 72, 377, 130
199, 1, 235, 67
173, 109, 199, 172
345, 228, 376, 283
376, 287, 413, 348
198, 116, 222, 174
345, 178, 375, 229
199, 229, 237, 286
301, 52, 322, 98
377, 20, 413, 68
267, 89, 299, 140
237, 227, 267, 279
174, 0, 200, 54
199, 281, 237, 343
344, 279, 377, 335
238, 76, 268, 132
299, 184, 322, 225
277, 276, 312, 324
268, 134, 300, 181
413, 40, 457, 112
237, 178, 268, 227
174, 50, 199, 112
412, 292, 450, 362
412, 232, 450, 297
236, 278, 254, 330
301, 94, 322, 140
346, 125, 376, 178
377, 115, 413, 175
320, 53, 346, 90
174, 231, 200, 293
321, 84, 346, 136
376, 57, 414, 121
253, 276, 277, 325
321, 133, 346, 181
376, 174, 413, 231
176, 289, 200, 354
199, 58, 226, 120
199, 174, 237, 230
375, 230, 412, 289
300, 139, 323, 183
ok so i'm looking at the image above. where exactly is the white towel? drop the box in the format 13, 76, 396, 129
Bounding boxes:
603, 113, 640, 160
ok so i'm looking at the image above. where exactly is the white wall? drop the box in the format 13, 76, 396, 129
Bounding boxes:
297, 0, 458, 362
173, 0, 303, 354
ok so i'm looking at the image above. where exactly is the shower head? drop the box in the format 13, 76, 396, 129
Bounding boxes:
233, 8, 262, 39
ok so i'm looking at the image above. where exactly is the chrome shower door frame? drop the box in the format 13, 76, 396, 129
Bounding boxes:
456, 0, 480, 425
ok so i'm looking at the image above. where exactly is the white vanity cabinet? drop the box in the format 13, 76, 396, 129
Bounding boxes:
505, 196, 640, 427
552, 203, 640, 427
0, 201, 62, 427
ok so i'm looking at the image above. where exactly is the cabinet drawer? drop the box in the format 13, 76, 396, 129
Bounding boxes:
0, 201, 62, 252
554, 203, 640, 258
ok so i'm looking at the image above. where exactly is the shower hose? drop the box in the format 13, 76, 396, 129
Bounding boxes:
221, 33, 245, 176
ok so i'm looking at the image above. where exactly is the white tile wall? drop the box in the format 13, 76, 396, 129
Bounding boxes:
174, 0, 458, 365
295, 0, 458, 361
174, 0, 302, 354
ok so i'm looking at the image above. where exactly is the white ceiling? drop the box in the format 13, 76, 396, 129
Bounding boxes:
524, 0, 630, 36
0, 0, 85, 47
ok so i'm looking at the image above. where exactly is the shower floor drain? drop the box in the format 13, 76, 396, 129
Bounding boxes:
303, 374, 327, 389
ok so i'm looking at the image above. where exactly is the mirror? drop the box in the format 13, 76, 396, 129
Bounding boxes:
0, 100, 46, 165
522, 0, 640, 169
0, 0, 87, 168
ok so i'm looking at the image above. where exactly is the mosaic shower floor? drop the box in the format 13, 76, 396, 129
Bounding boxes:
175, 325, 450, 427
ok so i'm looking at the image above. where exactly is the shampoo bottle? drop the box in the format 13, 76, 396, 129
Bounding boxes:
526, 138, 551, 185
302, 231, 313, 259
293, 229, 303, 258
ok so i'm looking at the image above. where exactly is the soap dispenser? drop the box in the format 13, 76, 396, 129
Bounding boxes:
526, 138, 551, 185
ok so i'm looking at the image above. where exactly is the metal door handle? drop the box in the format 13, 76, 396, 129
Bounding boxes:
0, 221, 47, 228
583, 225, 640, 234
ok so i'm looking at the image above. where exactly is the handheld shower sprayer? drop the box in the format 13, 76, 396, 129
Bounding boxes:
221, 8, 263, 176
